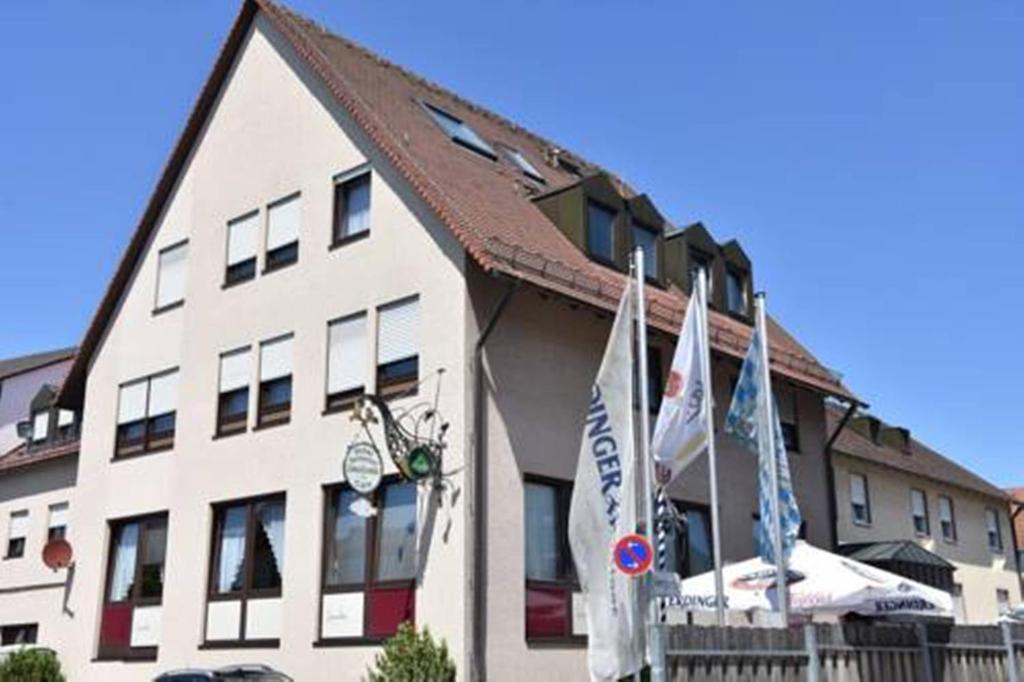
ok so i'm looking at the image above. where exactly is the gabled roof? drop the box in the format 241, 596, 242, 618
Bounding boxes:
0, 347, 75, 382
59, 0, 856, 406
827, 405, 1007, 501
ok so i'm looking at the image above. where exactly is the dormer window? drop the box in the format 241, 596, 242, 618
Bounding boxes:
31, 410, 49, 443
423, 103, 496, 159
631, 222, 659, 279
688, 249, 713, 294
586, 201, 616, 263
502, 147, 545, 183
726, 267, 747, 315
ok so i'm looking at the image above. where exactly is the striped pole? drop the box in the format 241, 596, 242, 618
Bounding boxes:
655, 487, 669, 623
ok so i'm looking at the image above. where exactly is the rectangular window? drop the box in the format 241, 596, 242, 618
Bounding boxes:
48, 502, 69, 542
688, 250, 714, 295
217, 347, 251, 436
333, 172, 371, 245
910, 489, 929, 536
98, 513, 167, 660
320, 480, 417, 642
631, 223, 659, 279
775, 387, 800, 452
423, 102, 496, 159
0, 624, 37, 646
523, 479, 579, 640
115, 370, 179, 458
57, 409, 75, 436
726, 267, 747, 316
258, 336, 293, 427
6, 510, 28, 558
327, 313, 367, 411
586, 201, 616, 263
31, 410, 49, 442
938, 495, 957, 542
985, 508, 1003, 551
377, 297, 420, 399
503, 147, 545, 183
225, 212, 259, 285
265, 194, 300, 272
206, 495, 286, 645
997, 588, 1011, 617
155, 241, 188, 311
850, 473, 871, 525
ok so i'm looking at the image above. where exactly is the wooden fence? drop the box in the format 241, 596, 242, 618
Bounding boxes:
665, 621, 1024, 682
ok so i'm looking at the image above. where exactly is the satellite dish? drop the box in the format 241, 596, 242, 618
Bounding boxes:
42, 538, 73, 570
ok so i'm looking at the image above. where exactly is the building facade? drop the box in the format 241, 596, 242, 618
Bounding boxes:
39, 1, 855, 680
830, 410, 1021, 624
0, 349, 78, 650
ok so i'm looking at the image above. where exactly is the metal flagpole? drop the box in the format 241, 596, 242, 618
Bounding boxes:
696, 268, 727, 627
755, 292, 789, 626
634, 247, 666, 682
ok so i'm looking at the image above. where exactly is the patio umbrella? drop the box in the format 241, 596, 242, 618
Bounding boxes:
667, 541, 953, 618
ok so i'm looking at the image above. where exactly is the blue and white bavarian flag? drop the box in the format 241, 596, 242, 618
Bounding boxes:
569, 282, 643, 681
724, 328, 802, 564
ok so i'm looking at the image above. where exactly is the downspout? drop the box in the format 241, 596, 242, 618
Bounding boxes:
1011, 501, 1024, 600
824, 401, 858, 551
469, 278, 517, 682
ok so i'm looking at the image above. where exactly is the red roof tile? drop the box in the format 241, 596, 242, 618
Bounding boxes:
60, 0, 855, 405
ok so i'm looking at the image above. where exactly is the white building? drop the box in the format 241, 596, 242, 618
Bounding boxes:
0, 348, 78, 649
41, 1, 857, 679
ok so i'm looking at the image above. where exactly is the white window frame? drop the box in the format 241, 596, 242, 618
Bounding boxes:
154, 240, 188, 311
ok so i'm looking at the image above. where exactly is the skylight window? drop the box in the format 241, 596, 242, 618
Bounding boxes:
503, 147, 545, 183
423, 103, 496, 159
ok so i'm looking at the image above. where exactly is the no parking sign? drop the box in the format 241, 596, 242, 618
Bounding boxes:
612, 533, 654, 577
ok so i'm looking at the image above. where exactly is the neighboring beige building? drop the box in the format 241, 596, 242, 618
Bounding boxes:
0, 349, 78, 649
830, 408, 1021, 624
34, 1, 855, 680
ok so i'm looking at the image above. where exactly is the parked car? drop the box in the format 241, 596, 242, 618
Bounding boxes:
154, 664, 293, 681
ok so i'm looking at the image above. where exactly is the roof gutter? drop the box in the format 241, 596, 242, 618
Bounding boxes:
468, 278, 517, 682
824, 401, 859, 550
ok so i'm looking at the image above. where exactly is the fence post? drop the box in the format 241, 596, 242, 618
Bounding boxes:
804, 623, 820, 682
916, 622, 935, 682
1004, 620, 1021, 682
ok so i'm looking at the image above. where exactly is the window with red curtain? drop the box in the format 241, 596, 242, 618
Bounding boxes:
98, 513, 168, 660
523, 477, 579, 641
319, 479, 417, 643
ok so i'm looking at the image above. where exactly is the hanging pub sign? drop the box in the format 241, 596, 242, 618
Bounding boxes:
349, 377, 449, 486
342, 442, 383, 495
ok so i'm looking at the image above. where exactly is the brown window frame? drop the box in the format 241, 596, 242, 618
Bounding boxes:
114, 373, 177, 460
205, 493, 287, 648
376, 298, 420, 400
217, 386, 250, 436
332, 171, 372, 248
585, 199, 617, 266
850, 472, 872, 526
910, 488, 930, 537
630, 221, 660, 281
725, 265, 749, 318
98, 512, 168, 661
523, 475, 580, 644
317, 478, 418, 645
938, 495, 957, 543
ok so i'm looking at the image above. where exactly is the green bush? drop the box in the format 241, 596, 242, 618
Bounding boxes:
364, 622, 456, 682
0, 648, 65, 682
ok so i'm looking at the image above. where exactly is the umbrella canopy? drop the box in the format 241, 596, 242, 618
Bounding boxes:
668, 541, 953, 618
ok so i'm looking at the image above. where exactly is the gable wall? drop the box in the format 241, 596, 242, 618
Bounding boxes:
63, 13, 471, 679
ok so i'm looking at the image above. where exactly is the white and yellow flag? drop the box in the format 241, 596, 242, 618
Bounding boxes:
568, 283, 643, 681
651, 276, 711, 486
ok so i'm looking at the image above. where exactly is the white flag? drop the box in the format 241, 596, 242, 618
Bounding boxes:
569, 283, 643, 681
651, 276, 711, 486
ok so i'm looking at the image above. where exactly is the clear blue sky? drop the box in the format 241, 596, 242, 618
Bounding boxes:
1, 2, 1020, 485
